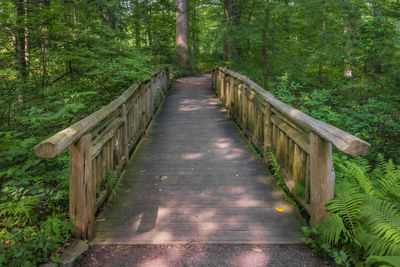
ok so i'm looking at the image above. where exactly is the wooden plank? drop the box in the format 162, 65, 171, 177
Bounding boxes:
263, 104, 272, 164
35, 67, 168, 159
91, 118, 124, 159
121, 103, 129, 164
270, 115, 310, 154
292, 144, 302, 185
287, 139, 295, 179
69, 134, 94, 241
215, 67, 370, 157
305, 154, 310, 203
310, 133, 335, 224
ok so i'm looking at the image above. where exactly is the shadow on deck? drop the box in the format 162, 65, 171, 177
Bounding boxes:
94, 75, 305, 244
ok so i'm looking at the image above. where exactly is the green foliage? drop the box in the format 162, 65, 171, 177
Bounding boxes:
104, 170, 121, 196
304, 156, 400, 265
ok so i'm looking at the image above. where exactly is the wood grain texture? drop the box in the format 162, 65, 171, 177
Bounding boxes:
95, 76, 305, 245
69, 134, 94, 240
310, 133, 335, 224
214, 67, 370, 157
35, 68, 168, 159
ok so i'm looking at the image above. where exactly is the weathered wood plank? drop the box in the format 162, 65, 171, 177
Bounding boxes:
270, 115, 309, 154
215, 67, 370, 157
69, 134, 94, 241
35, 67, 168, 159
310, 133, 335, 224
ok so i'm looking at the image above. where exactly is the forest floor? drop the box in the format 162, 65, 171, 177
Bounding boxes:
76, 244, 328, 267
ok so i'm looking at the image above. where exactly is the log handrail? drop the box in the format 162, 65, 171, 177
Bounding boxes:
216, 67, 370, 157
34, 67, 168, 158
211, 67, 370, 224
34, 67, 169, 240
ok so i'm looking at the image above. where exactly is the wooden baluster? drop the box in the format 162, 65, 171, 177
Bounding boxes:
263, 104, 272, 164
305, 154, 310, 203
310, 133, 335, 224
121, 103, 129, 164
287, 139, 294, 180
69, 134, 94, 241
229, 76, 235, 114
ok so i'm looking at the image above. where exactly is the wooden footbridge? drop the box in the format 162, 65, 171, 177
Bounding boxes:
34, 67, 370, 244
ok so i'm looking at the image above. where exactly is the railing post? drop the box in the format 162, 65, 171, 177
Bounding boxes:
69, 134, 95, 241
310, 132, 335, 224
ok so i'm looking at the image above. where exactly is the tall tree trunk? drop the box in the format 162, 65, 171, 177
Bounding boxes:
223, 0, 233, 62
135, 19, 141, 48
14, 0, 28, 80
41, 0, 50, 88
343, 12, 352, 78
262, 0, 270, 90
318, 2, 327, 84
144, 0, 152, 46
176, 0, 189, 64
246, 0, 256, 58
223, 0, 241, 64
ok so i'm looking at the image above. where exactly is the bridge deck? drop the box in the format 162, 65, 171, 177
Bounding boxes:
94, 76, 305, 244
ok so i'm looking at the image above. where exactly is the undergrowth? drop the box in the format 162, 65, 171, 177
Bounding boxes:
303, 155, 400, 266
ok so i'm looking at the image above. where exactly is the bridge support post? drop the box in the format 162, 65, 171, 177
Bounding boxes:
310, 133, 335, 224
69, 134, 95, 241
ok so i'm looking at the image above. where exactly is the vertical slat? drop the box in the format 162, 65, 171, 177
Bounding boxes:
305, 154, 311, 203
277, 130, 285, 166
263, 104, 272, 164
229, 76, 235, 114
100, 147, 107, 185
310, 132, 335, 224
293, 144, 302, 185
287, 139, 295, 179
272, 124, 277, 153
69, 134, 94, 241
121, 103, 129, 163
92, 156, 97, 204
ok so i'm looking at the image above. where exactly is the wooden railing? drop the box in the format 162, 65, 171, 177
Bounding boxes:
211, 67, 370, 224
34, 67, 169, 240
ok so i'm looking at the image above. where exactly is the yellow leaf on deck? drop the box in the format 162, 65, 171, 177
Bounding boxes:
275, 207, 284, 213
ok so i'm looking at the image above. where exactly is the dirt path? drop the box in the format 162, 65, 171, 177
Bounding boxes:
76, 244, 327, 267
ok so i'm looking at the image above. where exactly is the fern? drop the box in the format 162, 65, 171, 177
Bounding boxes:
312, 156, 400, 264
318, 213, 349, 246
377, 161, 400, 207
356, 228, 400, 256
360, 195, 400, 254
325, 182, 363, 235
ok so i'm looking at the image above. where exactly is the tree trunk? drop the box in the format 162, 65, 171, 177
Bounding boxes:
14, 0, 28, 80
246, 0, 256, 58
176, 0, 189, 64
262, 0, 270, 90
223, 0, 233, 62
135, 19, 141, 48
318, 1, 327, 84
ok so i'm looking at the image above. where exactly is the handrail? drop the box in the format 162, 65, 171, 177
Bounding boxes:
34, 67, 170, 241
35, 67, 168, 158
211, 67, 370, 224
216, 67, 370, 157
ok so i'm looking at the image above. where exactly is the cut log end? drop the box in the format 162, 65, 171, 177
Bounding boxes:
34, 143, 58, 159
342, 139, 371, 157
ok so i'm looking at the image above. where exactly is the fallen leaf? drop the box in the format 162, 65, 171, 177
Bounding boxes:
253, 248, 262, 252
275, 206, 284, 213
